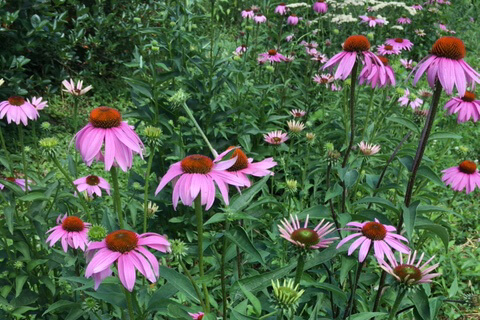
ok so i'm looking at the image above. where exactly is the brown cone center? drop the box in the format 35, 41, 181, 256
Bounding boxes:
362, 221, 387, 240
378, 56, 389, 65
89, 107, 122, 128
459, 160, 476, 174
394, 38, 404, 43
268, 49, 278, 56
86, 175, 100, 186
291, 228, 320, 246
384, 45, 393, 51
8, 96, 26, 106
181, 155, 214, 174
393, 264, 422, 282
226, 147, 249, 172
431, 37, 466, 60
62, 216, 85, 232
343, 35, 371, 52
461, 91, 475, 102
105, 230, 138, 253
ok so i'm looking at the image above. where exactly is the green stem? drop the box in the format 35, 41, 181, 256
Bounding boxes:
111, 167, 124, 229
73, 97, 79, 177
143, 148, 155, 233
194, 196, 210, 311
294, 253, 305, 285
123, 289, 135, 320
0, 127, 14, 175
388, 289, 407, 320
50, 156, 92, 222
221, 220, 230, 319
362, 89, 376, 140
179, 259, 206, 311
182, 102, 217, 158
18, 126, 28, 193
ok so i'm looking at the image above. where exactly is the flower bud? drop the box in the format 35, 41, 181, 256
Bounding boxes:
333, 29, 339, 34
168, 89, 190, 108
133, 17, 141, 23
266, 65, 275, 73
171, 239, 188, 259
286, 179, 298, 192
367, 32, 374, 40
41, 121, 51, 130
88, 225, 107, 242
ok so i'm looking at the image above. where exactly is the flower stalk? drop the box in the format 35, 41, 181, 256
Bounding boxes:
18, 126, 28, 193
294, 253, 305, 285
182, 102, 217, 158
0, 127, 14, 175
194, 196, 210, 311
110, 167, 124, 229
388, 289, 407, 320
143, 148, 156, 233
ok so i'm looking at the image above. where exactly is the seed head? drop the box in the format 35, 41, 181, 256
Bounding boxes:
88, 224, 107, 242
271, 279, 305, 313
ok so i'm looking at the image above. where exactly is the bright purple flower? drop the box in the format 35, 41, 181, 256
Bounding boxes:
323, 35, 386, 82
241, 9, 254, 19
377, 44, 401, 55
0, 177, 32, 191
85, 230, 171, 291
28, 96, 48, 110
188, 312, 205, 320
279, 214, 338, 249
386, 38, 413, 51
397, 16, 411, 24
398, 89, 423, 109
379, 251, 441, 286
400, 59, 414, 70
264, 130, 288, 145
413, 37, 480, 96
74, 175, 111, 197
313, 0, 328, 13
287, 14, 299, 25
290, 109, 306, 117
155, 151, 245, 210
74, 107, 144, 172
311, 53, 328, 63
62, 79, 93, 96
411, 4, 423, 10
359, 15, 386, 27
285, 34, 294, 42
336, 219, 410, 263
46, 214, 91, 252
275, 3, 288, 15
0, 96, 39, 126
359, 55, 395, 88
254, 14, 267, 24
444, 91, 480, 123
258, 49, 288, 64
215, 147, 277, 187
331, 84, 342, 91
442, 161, 480, 194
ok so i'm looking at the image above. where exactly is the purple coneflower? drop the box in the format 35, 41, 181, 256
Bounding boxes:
287, 14, 299, 25
241, 9, 254, 19
358, 55, 395, 88
411, 4, 423, 10
62, 79, 92, 96
258, 49, 288, 64
336, 219, 410, 263
359, 15, 386, 27
313, 0, 328, 13
279, 215, 338, 249
264, 130, 288, 145
442, 160, 480, 194
85, 230, 170, 291
379, 251, 441, 285
0, 96, 39, 126
0, 177, 31, 191
398, 89, 423, 109
290, 109, 306, 117
313, 73, 334, 87
74, 107, 144, 172
236, 44, 247, 53
415, 29, 426, 37
357, 141, 381, 156
286, 34, 294, 42
46, 214, 91, 252
188, 312, 205, 320
74, 175, 111, 197
311, 53, 328, 63
275, 3, 288, 15
386, 38, 413, 51
28, 97, 48, 110
377, 44, 401, 55
397, 16, 411, 24
400, 59, 414, 70
444, 91, 480, 123
254, 14, 267, 24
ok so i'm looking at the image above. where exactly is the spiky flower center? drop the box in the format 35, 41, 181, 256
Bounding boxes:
362, 221, 387, 240
393, 264, 422, 282
461, 91, 475, 102
256, 13, 263, 16
368, 16, 376, 20
8, 96, 25, 106
6, 177, 16, 182
86, 175, 100, 186
197, 315, 204, 320
105, 230, 138, 253
431, 37, 466, 60
226, 147, 249, 172
384, 45, 393, 51
290, 14, 297, 17
291, 228, 320, 246
378, 56, 389, 65
273, 137, 282, 143
181, 155, 214, 174
62, 216, 85, 232
89, 107, 122, 128
245, 9, 252, 12
343, 35, 370, 52
279, 2, 286, 5
268, 49, 278, 56
394, 38, 404, 43
459, 160, 477, 174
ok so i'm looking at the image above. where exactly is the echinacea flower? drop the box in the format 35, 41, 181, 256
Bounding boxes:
359, 15, 386, 27
290, 109, 306, 117
258, 49, 288, 64
397, 16, 411, 24
411, 4, 423, 10
0, 177, 32, 191
313, 73, 334, 87
271, 279, 304, 311
254, 14, 267, 24
442, 160, 480, 194
62, 79, 93, 96
278, 214, 337, 249
46, 214, 91, 252
287, 120, 305, 133
241, 9, 254, 19
336, 219, 410, 263
444, 91, 480, 123
358, 55, 395, 88
74, 175, 111, 197
155, 151, 245, 210
415, 29, 426, 37
264, 130, 288, 145
377, 44, 401, 56
398, 89, 423, 109
386, 38, 413, 51
236, 44, 247, 53
323, 35, 385, 82
357, 141, 381, 156
215, 147, 277, 187
275, 3, 288, 15
413, 37, 480, 96
313, 0, 327, 13
74, 107, 144, 172
0, 96, 39, 126
286, 34, 294, 42
400, 59, 414, 69
85, 230, 170, 291
418, 89, 433, 98
287, 14, 299, 26
28, 97, 48, 110
188, 312, 205, 320
311, 53, 328, 63
379, 251, 441, 286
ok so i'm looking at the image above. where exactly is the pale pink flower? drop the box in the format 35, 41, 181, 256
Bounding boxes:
0, 96, 38, 126
311, 54, 328, 63
28, 96, 48, 110
264, 130, 288, 145
442, 161, 480, 194
241, 9, 254, 19
412, 37, 480, 96
74, 175, 111, 197
286, 34, 294, 42
287, 14, 299, 26
398, 89, 423, 109
313, 0, 328, 13
236, 44, 247, 53
386, 38, 413, 51
444, 91, 480, 123
275, 3, 288, 15
85, 230, 170, 291
377, 44, 401, 55
313, 73, 334, 87
279, 214, 338, 249
74, 107, 144, 172
379, 251, 441, 285
287, 120, 305, 133
0, 177, 32, 191
397, 17, 411, 24
415, 29, 426, 37
46, 214, 91, 252
336, 219, 410, 263
400, 59, 414, 70
290, 109, 306, 117
188, 312, 205, 320
359, 15, 386, 27
331, 84, 342, 91
359, 55, 395, 88
62, 79, 92, 96
411, 4, 423, 10
254, 14, 267, 24
358, 141, 381, 155
258, 49, 287, 64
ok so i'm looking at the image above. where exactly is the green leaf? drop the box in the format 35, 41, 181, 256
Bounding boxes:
387, 116, 420, 133
18, 192, 49, 202
231, 264, 295, 297
4, 206, 14, 234
415, 221, 449, 252
325, 183, 343, 202
410, 287, 430, 320
399, 156, 414, 171
429, 132, 462, 140
448, 276, 458, 298
417, 166, 444, 187
226, 226, 265, 266
230, 309, 258, 320
354, 197, 400, 213
348, 312, 388, 320
229, 176, 269, 212
15, 275, 28, 297
402, 201, 419, 240
239, 283, 261, 316
160, 266, 200, 303
344, 170, 359, 188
